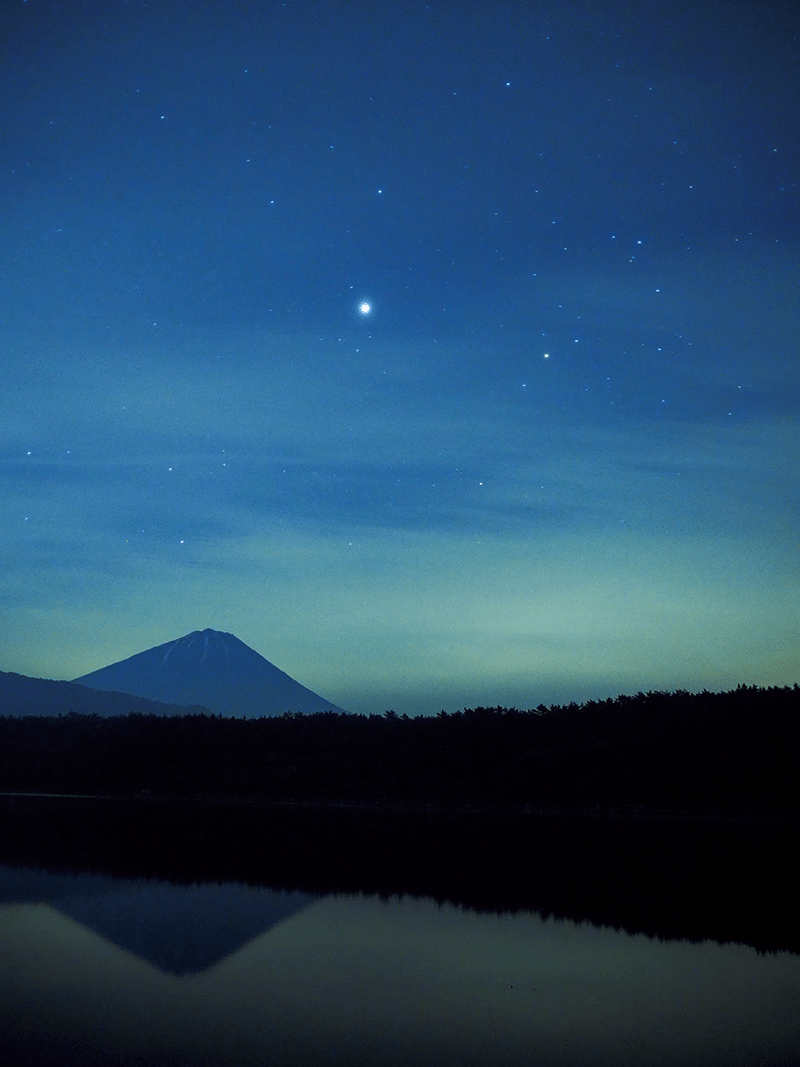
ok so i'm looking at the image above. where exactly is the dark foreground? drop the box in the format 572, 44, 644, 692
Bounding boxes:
2, 684, 798, 956
1, 684, 799, 814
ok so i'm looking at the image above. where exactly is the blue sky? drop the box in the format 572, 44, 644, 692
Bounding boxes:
1, 0, 797, 713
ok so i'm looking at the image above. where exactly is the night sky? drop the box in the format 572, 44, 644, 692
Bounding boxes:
2, 0, 797, 715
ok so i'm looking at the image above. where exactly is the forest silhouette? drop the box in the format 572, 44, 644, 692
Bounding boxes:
1, 684, 797, 815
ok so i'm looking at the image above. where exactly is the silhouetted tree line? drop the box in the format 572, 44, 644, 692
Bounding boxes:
0, 684, 798, 814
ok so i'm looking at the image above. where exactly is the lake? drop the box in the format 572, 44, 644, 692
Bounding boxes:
0, 797, 798, 1066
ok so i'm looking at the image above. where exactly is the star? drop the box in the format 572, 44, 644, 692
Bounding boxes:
359, 302, 372, 316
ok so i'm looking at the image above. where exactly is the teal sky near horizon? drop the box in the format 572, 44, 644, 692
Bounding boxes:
1, 0, 797, 715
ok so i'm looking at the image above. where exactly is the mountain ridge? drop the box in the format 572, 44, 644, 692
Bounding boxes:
73, 628, 347, 718
0, 669, 210, 718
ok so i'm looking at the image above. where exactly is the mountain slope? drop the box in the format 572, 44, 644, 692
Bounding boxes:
0, 670, 210, 718
73, 628, 347, 717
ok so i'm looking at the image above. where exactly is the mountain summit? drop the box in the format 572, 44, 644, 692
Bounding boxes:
73, 629, 347, 718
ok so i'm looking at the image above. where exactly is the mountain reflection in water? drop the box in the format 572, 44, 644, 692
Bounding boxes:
1, 868, 800, 1067
0, 865, 314, 974
0, 797, 799, 1065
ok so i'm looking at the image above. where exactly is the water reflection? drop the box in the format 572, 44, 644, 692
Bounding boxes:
0, 865, 313, 974
1, 865, 799, 1067
3, 796, 799, 954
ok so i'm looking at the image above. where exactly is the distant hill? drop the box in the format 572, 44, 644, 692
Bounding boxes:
0, 669, 210, 718
73, 628, 347, 717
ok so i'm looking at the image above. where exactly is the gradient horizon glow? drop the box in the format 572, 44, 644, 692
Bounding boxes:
1, 0, 797, 714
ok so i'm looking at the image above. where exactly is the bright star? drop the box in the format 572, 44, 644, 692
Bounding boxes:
359, 302, 372, 315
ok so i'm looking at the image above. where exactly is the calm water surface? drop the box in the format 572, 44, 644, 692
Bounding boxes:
1, 864, 798, 1067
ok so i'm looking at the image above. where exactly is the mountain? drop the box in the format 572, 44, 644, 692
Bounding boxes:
72, 628, 347, 717
0, 669, 210, 718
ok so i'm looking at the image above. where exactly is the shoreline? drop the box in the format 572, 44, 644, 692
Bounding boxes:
2, 790, 798, 824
